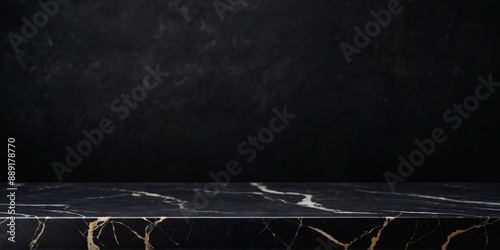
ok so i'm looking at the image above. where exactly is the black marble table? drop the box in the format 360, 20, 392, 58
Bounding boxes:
1, 183, 499, 249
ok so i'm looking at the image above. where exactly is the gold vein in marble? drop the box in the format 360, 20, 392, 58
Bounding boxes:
441, 218, 500, 250
307, 225, 350, 248
29, 218, 46, 250
143, 217, 167, 250
112, 217, 167, 250
111, 221, 120, 246
306, 217, 397, 249
369, 217, 395, 250
87, 217, 110, 250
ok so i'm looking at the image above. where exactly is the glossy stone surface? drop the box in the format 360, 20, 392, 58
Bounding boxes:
1, 183, 499, 249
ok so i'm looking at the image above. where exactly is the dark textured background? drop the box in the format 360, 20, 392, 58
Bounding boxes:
1, 0, 499, 182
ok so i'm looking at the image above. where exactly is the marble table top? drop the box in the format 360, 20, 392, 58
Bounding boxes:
3, 182, 499, 219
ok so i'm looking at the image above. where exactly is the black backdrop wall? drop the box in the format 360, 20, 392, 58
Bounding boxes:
1, 0, 499, 182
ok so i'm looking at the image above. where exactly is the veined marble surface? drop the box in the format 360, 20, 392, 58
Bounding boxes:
1, 183, 499, 249
2, 183, 499, 218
